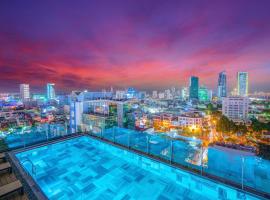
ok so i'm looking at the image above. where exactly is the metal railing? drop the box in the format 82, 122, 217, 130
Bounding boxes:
21, 157, 36, 176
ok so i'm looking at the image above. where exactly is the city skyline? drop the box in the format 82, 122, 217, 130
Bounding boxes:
1, 0, 270, 92
0, 71, 258, 95
3, 71, 250, 95
1, 1, 270, 200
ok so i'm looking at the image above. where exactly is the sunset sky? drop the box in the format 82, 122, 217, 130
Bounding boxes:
0, 0, 270, 93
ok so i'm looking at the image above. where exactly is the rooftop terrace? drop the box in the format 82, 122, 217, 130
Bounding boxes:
0, 125, 269, 199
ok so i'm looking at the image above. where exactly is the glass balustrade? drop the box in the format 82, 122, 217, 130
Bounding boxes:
89, 126, 270, 197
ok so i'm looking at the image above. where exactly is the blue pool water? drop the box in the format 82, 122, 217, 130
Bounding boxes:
16, 136, 262, 200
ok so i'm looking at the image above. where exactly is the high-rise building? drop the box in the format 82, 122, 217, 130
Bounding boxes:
126, 88, 137, 99
222, 96, 249, 122
181, 87, 189, 100
198, 86, 209, 102
189, 76, 199, 100
138, 91, 146, 99
165, 89, 172, 99
171, 87, 176, 96
152, 91, 158, 99
47, 83, 56, 100
158, 92, 165, 99
237, 72, 248, 97
69, 91, 125, 133
115, 90, 126, 99
217, 71, 227, 98
20, 84, 30, 100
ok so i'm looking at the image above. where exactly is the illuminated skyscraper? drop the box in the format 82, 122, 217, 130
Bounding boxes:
126, 88, 137, 99
47, 83, 56, 100
189, 76, 199, 100
199, 86, 209, 102
181, 87, 189, 100
217, 71, 227, 98
237, 72, 248, 97
20, 84, 30, 100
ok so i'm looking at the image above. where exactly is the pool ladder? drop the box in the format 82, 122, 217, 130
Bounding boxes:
21, 158, 37, 176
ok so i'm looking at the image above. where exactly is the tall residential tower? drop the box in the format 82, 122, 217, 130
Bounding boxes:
19, 84, 30, 100
237, 72, 248, 97
47, 83, 56, 100
189, 76, 199, 100
217, 71, 227, 98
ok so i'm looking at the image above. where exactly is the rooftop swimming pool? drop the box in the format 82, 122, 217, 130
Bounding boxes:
15, 136, 262, 200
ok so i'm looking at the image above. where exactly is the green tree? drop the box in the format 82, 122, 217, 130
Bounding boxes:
206, 103, 214, 113
251, 118, 268, 132
216, 115, 231, 134
216, 115, 246, 136
236, 123, 248, 135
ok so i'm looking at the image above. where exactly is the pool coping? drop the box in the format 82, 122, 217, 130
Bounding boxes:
7, 133, 270, 200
